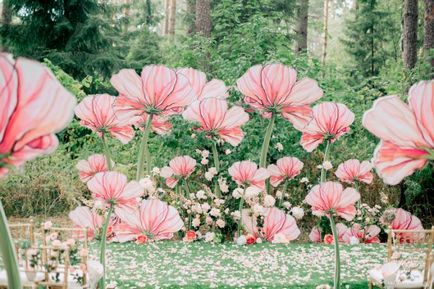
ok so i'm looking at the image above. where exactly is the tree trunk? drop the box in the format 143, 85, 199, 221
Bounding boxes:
1, 0, 12, 25
321, 0, 329, 65
164, 0, 170, 35
424, 0, 434, 69
403, 0, 418, 69
295, 0, 309, 53
195, 0, 212, 37
168, 0, 176, 36
186, 0, 196, 34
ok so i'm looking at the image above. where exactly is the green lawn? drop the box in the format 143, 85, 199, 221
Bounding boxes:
98, 242, 387, 288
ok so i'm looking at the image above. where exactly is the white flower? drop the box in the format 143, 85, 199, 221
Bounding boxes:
201, 150, 210, 158
349, 236, 360, 245
208, 167, 217, 175
275, 190, 283, 199
151, 167, 160, 175
192, 204, 203, 214
291, 207, 304, 220
218, 178, 229, 193
274, 142, 284, 152
380, 192, 389, 204
283, 201, 292, 210
244, 186, 261, 198
189, 193, 196, 199
272, 233, 289, 244
236, 235, 247, 245
205, 216, 213, 225
216, 219, 225, 228
191, 133, 197, 139
43, 221, 53, 230
315, 285, 331, 289
231, 210, 241, 220
201, 158, 209, 165
192, 217, 201, 227
205, 172, 213, 181
316, 164, 323, 169
209, 208, 221, 217
232, 188, 244, 199
263, 195, 276, 207
196, 190, 207, 200
204, 232, 215, 242
225, 149, 231, 155
256, 238, 262, 244
300, 177, 309, 183
201, 203, 211, 212
322, 161, 333, 170
253, 204, 265, 216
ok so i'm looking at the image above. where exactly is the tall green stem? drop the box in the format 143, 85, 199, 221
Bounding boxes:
136, 116, 153, 180
354, 181, 361, 209
184, 180, 192, 229
0, 199, 22, 289
237, 195, 244, 237
329, 215, 341, 289
99, 205, 114, 289
320, 140, 332, 183
259, 114, 276, 168
211, 141, 221, 197
101, 133, 113, 170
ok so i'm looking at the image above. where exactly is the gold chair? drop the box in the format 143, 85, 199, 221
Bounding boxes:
368, 226, 434, 289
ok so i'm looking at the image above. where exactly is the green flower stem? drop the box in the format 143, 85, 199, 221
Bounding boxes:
0, 199, 22, 289
184, 180, 192, 229
211, 141, 222, 197
237, 195, 245, 238
136, 116, 153, 180
101, 133, 113, 170
320, 140, 332, 183
354, 181, 361, 209
329, 215, 341, 289
259, 114, 276, 168
99, 205, 114, 289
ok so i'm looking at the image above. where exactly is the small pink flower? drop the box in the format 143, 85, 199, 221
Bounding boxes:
390, 208, 424, 243
267, 157, 304, 187
305, 181, 360, 221
323, 234, 334, 244
363, 80, 434, 185
114, 199, 184, 242
237, 63, 323, 129
178, 68, 228, 100
75, 94, 135, 144
76, 154, 110, 183
136, 235, 148, 244
183, 98, 249, 146
111, 65, 195, 117
341, 223, 381, 244
160, 156, 196, 188
43, 221, 53, 231
228, 161, 270, 191
309, 227, 321, 243
87, 171, 143, 213
300, 102, 355, 152
184, 230, 197, 242
0, 54, 76, 178
335, 159, 373, 184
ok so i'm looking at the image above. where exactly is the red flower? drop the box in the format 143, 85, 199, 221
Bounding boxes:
246, 234, 256, 245
184, 230, 197, 242
324, 234, 334, 244
136, 235, 148, 244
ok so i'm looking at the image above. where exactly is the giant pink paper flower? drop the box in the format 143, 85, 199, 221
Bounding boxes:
160, 156, 196, 188
242, 207, 300, 243
390, 208, 424, 243
111, 65, 195, 119
267, 157, 304, 187
76, 154, 110, 183
362, 80, 434, 185
341, 223, 381, 244
182, 97, 249, 146
236, 63, 323, 129
75, 94, 135, 144
335, 159, 374, 184
114, 199, 184, 242
178, 68, 228, 100
305, 182, 360, 221
300, 102, 355, 152
69, 206, 103, 240
0, 54, 76, 178
87, 171, 143, 212
309, 227, 321, 243
228, 161, 270, 191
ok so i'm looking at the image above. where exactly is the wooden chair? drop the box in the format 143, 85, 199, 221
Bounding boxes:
368, 226, 434, 289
